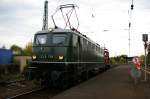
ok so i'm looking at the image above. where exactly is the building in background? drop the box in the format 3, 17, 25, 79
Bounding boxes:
0, 48, 13, 65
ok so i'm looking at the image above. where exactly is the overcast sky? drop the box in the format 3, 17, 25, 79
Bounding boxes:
0, 0, 150, 57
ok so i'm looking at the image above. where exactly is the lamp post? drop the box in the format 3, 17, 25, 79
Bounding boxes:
142, 34, 148, 81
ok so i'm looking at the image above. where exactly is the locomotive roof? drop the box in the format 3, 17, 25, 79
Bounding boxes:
36, 28, 100, 47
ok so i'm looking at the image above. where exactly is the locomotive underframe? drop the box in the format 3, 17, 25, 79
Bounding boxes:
28, 61, 106, 87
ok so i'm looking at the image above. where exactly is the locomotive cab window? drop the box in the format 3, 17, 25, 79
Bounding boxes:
52, 34, 67, 45
35, 34, 47, 45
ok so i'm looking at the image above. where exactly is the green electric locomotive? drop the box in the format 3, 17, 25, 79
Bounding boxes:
27, 3, 110, 87
29, 27, 107, 87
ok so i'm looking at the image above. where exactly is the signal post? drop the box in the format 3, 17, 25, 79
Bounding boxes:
142, 34, 148, 81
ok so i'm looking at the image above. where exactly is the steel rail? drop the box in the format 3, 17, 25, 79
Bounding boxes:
5, 87, 44, 99
0, 79, 25, 85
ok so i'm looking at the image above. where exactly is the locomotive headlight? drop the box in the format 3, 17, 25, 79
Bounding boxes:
32, 55, 37, 60
59, 56, 64, 60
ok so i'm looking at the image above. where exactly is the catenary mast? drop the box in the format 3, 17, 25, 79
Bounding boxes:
128, 0, 134, 57
42, 0, 48, 30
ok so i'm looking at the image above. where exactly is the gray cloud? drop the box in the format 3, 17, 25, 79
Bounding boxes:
0, 0, 43, 48
0, 0, 150, 56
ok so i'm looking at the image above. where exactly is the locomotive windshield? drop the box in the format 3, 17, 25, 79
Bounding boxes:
34, 33, 68, 45
35, 34, 47, 45
52, 34, 67, 45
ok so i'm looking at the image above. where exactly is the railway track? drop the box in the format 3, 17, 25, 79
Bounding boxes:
1, 79, 31, 90
0, 79, 62, 99
0, 79, 44, 99
6, 87, 44, 99
5, 86, 62, 99
0, 79, 25, 85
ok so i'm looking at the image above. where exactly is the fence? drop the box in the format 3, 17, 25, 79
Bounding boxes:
141, 66, 150, 82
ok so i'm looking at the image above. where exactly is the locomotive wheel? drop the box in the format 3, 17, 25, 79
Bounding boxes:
58, 72, 70, 89
88, 70, 95, 78
70, 73, 79, 86
81, 71, 88, 81
60, 79, 68, 89
50, 76, 68, 89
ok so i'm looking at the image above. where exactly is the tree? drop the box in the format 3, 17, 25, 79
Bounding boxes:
110, 54, 128, 64
23, 42, 33, 56
10, 45, 23, 55
120, 55, 128, 63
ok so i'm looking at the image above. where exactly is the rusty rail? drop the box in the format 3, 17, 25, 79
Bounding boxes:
5, 87, 45, 99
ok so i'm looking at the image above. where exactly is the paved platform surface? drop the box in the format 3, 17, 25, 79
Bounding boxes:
52, 65, 150, 99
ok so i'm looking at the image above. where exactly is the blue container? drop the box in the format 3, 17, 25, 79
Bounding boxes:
0, 49, 13, 65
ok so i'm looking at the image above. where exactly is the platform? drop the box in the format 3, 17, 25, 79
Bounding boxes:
52, 65, 150, 99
